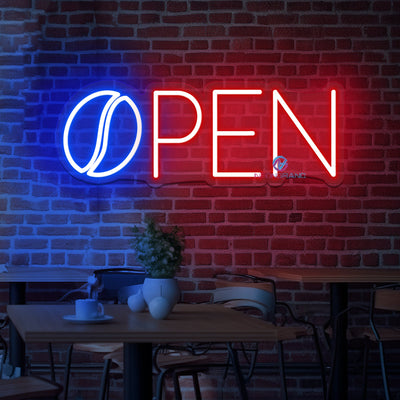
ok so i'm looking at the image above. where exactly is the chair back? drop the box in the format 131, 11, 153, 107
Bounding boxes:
374, 288, 400, 312
213, 281, 275, 322
118, 284, 143, 304
215, 279, 274, 293
94, 268, 146, 303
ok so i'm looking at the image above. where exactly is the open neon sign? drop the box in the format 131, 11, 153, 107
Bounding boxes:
61, 87, 338, 184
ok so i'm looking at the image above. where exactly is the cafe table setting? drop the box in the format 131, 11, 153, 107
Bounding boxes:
7, 297, 305, 400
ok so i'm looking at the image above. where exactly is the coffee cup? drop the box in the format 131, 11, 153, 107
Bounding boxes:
75, 299, 104, 320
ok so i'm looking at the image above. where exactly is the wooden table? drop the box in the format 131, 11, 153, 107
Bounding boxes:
0, 267, 92, 370
7, 303, 303, 400
248, 267, 400, 400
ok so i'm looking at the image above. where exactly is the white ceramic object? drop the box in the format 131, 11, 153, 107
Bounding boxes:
127, 290, 146, 313
63, 315, 113, 324
149, 297, 171, 320
75, 299, 104, 320
142, 278, 180, 312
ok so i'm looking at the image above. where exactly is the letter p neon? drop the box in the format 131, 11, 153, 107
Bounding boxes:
153, 90, 202, 179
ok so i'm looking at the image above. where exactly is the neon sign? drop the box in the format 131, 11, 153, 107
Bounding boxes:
59, 85, 338, 185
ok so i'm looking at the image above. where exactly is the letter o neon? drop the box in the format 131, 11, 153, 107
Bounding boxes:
63, 90, 143, 178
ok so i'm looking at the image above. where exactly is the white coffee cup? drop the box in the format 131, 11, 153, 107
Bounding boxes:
75, 299, 104, 320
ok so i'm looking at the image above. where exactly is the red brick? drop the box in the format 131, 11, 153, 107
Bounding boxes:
306, 239, 326, 251
335, 226, 365, 237
167, 1, 187, 12
320, 254, 338, 267
275, 226, 293, 235
182, 225, 215, 236
368, 226, 400, 236
134, 200, 173, 210
297, 200, 336, 211
247, 1, 284, 11
141, 1, 164, 11
138, 26, 179, 37
364, 200, 400, 209
198, 239, 229, 250
233, 238, 268, 250
271, 238, 304, 250
194, 253, 212, 266
184, 26, 225, 37
256, 200, 293, 210
254, 253, 272, 266
300, 254, 317, 265
296, 226, 333, 236
383, 254, 399, 266
327, 239, 345, 250
215, 200, 252, 210
185, 52, 224, 62
228, 213, 265, 223
341, 255, 361, 267
175, 200, 211, 210
275, 253, 296, 266
363, 253, 379, 267
214, 253, 232, 266
235, 253, 252, 265
163, 14, 207, 24
269, 213, 287, 223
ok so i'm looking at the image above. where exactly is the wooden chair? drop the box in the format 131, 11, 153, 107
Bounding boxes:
0, 376, 62, 400
328, 284, 400, 400
213, 275, 327, 400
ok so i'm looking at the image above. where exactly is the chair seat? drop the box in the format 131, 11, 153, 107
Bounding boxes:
360, 326, 400, 342
73, 342, 123, 354
276, 325, 311, 341
326, 326, 400, 342
103, 349, 210, 373
0, 376, 62, 400
325, 326, 366, 341
157, 352, 210, 369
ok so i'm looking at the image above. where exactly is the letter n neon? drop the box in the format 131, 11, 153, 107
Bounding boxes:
272, 89, 337, 178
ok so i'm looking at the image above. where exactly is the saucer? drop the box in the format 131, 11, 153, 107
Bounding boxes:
63, 315, 113, 324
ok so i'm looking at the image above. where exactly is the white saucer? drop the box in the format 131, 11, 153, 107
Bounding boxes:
63, 315, 113, 324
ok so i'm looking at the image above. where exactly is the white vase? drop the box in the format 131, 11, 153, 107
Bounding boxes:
142, 278, 180, 313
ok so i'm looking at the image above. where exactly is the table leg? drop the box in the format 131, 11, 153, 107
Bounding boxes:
124, 343, 153, 400
330, 283, 348, 400
9, 282, 26, 374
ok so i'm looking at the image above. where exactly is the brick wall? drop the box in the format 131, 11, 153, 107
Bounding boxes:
1, 1, 399, 399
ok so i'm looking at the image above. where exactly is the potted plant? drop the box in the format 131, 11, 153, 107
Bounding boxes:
131, 219, 184, 314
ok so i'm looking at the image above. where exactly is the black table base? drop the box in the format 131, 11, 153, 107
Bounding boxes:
9, 282, 26, 374
124, 343, 153, 400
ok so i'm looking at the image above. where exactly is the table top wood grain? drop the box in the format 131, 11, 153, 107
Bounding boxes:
248, 267, 400, 283
7, 303, 304, 343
